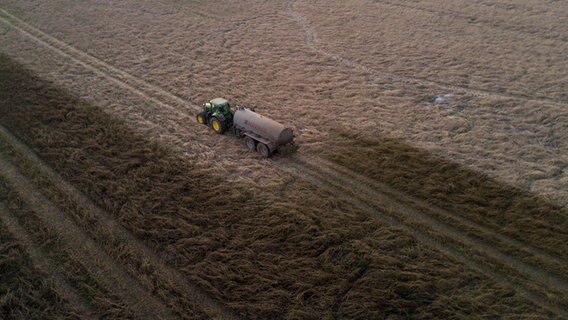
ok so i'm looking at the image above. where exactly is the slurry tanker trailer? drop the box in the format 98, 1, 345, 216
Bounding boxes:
196, 98, 296, 157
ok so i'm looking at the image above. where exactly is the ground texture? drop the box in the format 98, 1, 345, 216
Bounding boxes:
0, 0, 566, 319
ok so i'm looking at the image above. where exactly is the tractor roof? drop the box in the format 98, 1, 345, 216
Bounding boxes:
210, 98, 229, 105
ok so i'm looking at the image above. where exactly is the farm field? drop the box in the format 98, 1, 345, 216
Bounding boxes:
0, 0, 566, 319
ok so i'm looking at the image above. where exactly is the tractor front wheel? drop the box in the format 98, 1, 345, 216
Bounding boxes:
196, 111, 207, 125
210, 116, 227, 134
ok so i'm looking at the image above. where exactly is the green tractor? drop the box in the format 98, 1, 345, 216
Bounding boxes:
196, 97, 296, 157
196, 98, 234, 134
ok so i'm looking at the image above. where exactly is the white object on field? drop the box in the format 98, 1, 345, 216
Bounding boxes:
432, 93, 453, 104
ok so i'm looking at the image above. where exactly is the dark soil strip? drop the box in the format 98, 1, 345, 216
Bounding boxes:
299, 156, 568, 280
0, 156, 177, 320
0, 203, 94, 317
323, 130, 568, 260
0, 176, 138, 319
0, 125, 238, 320
283, 160, 568, 317
0, 214, 82, 319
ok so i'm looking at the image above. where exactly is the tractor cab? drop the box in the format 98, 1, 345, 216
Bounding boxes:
203, 98, 231, 116
213, 98, 232, 113
196, 98, 234, 134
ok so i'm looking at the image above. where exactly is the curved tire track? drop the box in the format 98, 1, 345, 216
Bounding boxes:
286, 0, 567, 106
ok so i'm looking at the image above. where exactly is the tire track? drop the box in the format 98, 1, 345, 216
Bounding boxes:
0, 7, 227, 159
0, 125, 240, 320
300, 156, 567, 274
0, 7, 194, 113
285, 0, 568, 106
1, 6, 566, 317
281, 159, 568, 318
0, 155, 177, 320
0, 202, 96, 318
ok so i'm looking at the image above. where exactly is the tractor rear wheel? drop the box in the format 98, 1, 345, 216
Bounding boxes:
196, 111, 207, 125
210, 116, 227, 134
244, 137, 257, 150
256, 143, 271, 158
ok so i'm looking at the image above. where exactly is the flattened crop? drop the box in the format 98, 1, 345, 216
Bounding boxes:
0, 54, 560, 318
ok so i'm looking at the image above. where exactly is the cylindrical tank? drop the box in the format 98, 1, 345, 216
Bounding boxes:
233, 107, 294, 147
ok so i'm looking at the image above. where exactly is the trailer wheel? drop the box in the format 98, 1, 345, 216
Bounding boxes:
244, 137, 256, 150
196, 111, 207, 125
256, 143, 271, 158
210, 116, 227, 134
